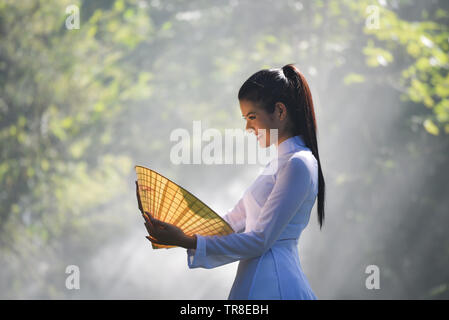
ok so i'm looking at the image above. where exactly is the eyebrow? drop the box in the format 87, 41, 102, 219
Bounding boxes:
242, 111, 256, 118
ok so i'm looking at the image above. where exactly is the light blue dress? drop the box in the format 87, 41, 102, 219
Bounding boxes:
186, 135, 318, 300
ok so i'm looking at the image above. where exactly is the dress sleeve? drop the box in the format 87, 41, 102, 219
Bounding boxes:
222, 197, 246, 233
186, 156, 312, 269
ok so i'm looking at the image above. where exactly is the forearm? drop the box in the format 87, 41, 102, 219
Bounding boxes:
187, 231, 267, 269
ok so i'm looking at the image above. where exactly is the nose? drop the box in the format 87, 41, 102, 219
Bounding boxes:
245, 121, 254, 134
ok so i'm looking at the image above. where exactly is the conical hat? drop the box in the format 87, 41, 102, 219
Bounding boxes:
135, 165, 234, 249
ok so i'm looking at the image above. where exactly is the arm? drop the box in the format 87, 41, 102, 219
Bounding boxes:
187, 156, 312, 269
222, 197, 246, 233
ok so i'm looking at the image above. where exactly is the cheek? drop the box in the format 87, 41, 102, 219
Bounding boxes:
256, 117, 273, 131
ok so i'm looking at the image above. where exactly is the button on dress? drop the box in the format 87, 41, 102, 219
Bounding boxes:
186, 135, 318, 300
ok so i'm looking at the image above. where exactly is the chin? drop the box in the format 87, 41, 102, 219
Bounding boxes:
257, 136, 269, 148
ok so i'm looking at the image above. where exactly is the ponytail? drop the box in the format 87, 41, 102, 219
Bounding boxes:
282, 64, 326, 229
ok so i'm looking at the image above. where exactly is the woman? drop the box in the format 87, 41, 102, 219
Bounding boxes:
141, 63, 326, 300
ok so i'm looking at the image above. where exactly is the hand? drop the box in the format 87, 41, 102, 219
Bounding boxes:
142, 211, 196, 249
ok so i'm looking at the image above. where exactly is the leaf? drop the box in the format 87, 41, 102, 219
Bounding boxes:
343, 73, 365, 85
423, 119, 439, 135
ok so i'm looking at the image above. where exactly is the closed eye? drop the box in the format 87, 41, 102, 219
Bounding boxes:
242, 111, 257, 120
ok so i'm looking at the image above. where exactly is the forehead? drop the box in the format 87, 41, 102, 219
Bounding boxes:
239, 99, 261, 114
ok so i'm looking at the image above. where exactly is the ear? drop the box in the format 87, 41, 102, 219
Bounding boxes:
275, 102, 288, 121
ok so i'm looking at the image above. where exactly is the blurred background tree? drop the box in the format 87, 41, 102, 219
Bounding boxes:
0, 0, 447, 299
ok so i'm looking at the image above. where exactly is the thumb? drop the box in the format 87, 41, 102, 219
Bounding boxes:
154, 219, 168, 228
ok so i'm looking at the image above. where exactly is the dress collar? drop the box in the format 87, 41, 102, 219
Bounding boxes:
275, 134, 307, 156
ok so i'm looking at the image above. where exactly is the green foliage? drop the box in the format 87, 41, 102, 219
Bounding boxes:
0, 0, 152, 297
355, 0, 449, 135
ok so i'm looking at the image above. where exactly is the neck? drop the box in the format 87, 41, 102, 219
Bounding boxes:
276, 132, 296, 147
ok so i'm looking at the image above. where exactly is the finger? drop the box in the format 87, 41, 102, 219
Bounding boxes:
145, 235, 164, 245
144, 212, 168, 231
144, 220, 157, 238
145, 211, 163, 224
144, 211, 160, 225
146, 235, 166, 246
145, 211, 155, 220
143, 212, 154, 225
144, 221, 158, 238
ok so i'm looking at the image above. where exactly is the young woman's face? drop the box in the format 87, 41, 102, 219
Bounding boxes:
240, 99, 284, 148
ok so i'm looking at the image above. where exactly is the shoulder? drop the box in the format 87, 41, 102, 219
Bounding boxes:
279, 152, 312, 180
288, 147, 315, 168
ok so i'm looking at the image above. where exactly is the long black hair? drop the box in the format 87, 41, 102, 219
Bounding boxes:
238, 63, 326, 229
